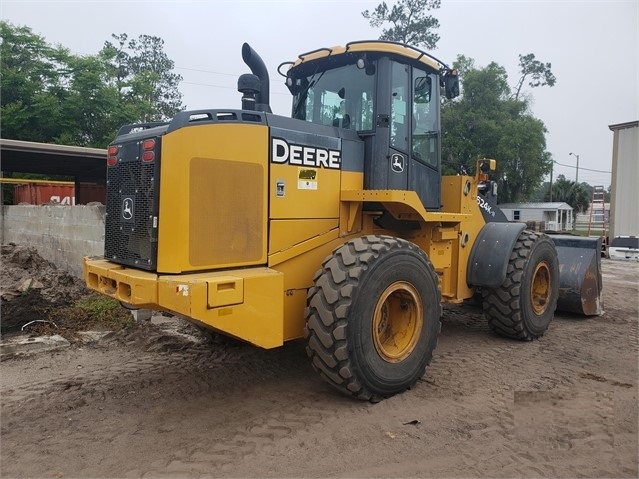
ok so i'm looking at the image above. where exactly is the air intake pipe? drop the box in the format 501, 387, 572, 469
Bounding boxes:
241, 43, 272, 113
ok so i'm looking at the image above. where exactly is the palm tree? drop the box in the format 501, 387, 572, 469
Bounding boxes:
546, 175, 590, 213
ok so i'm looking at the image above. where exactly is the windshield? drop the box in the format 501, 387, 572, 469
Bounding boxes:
291, 63, 375, 131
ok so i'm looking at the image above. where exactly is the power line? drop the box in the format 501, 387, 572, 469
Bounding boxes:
175, 65, 283, 80
175, 66, 238, 76
553, 160, 611, 174
181, 80, 290, 96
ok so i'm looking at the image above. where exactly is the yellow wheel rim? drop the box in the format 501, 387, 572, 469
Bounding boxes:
530, 261, 552, 315
372, 281, 423, 363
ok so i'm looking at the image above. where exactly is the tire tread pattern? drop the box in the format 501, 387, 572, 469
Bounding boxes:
482, 230, 557, 341
304, 235, 441, 401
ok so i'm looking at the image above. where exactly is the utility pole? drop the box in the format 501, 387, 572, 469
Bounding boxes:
569, 152, 580, 183
549, 161, 553, 202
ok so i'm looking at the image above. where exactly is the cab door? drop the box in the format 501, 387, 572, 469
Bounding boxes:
409, 68, 441, 210
365, 58, 442, 211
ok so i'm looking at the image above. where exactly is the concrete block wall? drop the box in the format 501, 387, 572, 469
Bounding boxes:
1, 205, 105, 278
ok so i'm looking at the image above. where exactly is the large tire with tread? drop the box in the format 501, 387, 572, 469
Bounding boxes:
482, 230, 559, 340
304, 235, 441, 402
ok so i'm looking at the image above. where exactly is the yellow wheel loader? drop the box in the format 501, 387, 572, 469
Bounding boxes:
84, 41, 602, 401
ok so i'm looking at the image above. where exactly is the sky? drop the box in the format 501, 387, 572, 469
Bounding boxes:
2, 0, 638, 188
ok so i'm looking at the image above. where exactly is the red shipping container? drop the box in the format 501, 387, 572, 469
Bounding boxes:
76, 185, 106, 204
12, 184, 105, 205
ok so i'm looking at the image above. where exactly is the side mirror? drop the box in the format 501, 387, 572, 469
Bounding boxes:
443, 73, 460, 99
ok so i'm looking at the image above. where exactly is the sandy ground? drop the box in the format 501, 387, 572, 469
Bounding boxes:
1, 259, 637, 478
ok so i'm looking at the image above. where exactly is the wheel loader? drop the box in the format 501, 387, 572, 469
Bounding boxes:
83, 41, 602, 401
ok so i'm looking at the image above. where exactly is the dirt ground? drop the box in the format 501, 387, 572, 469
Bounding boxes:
1, 258, 637, 478
0, 244, 89, 335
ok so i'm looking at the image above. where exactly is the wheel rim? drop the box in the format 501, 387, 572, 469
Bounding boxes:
372, 281, 423, 363
530, 261, 552, 315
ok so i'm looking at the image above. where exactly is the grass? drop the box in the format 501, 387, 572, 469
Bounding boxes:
75, 294, 128, 322
30, 293, 136, 339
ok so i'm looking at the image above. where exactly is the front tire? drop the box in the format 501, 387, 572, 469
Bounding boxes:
482, 230, 559, 340
304, 235, 441, 401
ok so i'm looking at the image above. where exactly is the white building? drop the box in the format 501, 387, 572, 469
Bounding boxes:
609, 121, 639, 238
498, 202, 574, 232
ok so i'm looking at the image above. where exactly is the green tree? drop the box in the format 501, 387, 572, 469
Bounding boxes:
362, 0, 441, 49
101, 33, 183, 122
440, 57, 554, 203
1, 22, 184, 147
513, 53, 556, 101
58, 54, 123, 147
0, 22, 72, 142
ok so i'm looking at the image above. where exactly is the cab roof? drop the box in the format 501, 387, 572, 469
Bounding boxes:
290, 40, 450, 74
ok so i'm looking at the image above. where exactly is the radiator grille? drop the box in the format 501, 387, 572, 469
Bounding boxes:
104, 141, 159, 270
189, 158, 264, 266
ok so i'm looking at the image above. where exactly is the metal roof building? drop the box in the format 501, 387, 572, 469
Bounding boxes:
497, 202, 574, 232
609, 121, 639, 238
0, 139, 106, 204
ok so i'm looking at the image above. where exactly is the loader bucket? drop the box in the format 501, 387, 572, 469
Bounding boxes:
550, 235, 603, 316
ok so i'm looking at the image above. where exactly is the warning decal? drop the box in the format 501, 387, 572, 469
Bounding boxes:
298, 168, 318, 190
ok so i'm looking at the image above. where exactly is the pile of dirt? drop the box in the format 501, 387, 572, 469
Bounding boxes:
1, 243, 131, 339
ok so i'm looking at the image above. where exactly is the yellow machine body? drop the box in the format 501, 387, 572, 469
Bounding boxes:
83, 118, 487, 348
84, 40, 600, 353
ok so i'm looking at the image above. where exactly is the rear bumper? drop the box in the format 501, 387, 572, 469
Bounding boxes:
83, 257, 284, 348
84, 257, 159, 307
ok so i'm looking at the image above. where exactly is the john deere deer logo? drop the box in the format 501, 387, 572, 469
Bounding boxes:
391, 154, 405, 173
122, 197, 134, 220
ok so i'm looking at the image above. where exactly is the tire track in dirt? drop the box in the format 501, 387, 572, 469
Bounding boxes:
1, 325, 309, 408
1, 259, 636, 478
1, 327, 358, 477
496, 389, 617, 477
142, 401, 355, 478
425, 304, 530, 394
406, 263, 637, 478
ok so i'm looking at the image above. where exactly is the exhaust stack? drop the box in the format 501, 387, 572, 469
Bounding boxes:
241, 43, 272, 113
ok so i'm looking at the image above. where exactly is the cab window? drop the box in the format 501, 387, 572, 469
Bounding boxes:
292, 63, 375, 132
390, 61, 409, 152
412, 69, 438, 167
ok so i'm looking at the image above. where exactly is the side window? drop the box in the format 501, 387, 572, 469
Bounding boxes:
390, 62, 409, 152
359, 91, 374, 131
412, 69, 438, 167
513, 210, 521, 221
319, 90, 343, 127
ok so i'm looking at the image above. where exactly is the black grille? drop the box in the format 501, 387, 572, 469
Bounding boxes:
104, 139, 160, 270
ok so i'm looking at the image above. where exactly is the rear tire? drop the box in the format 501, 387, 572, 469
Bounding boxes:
482, 230, 559, 340
304, 235, 441, 402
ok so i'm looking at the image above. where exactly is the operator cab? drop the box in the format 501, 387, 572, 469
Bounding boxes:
281, 41, 459, 211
